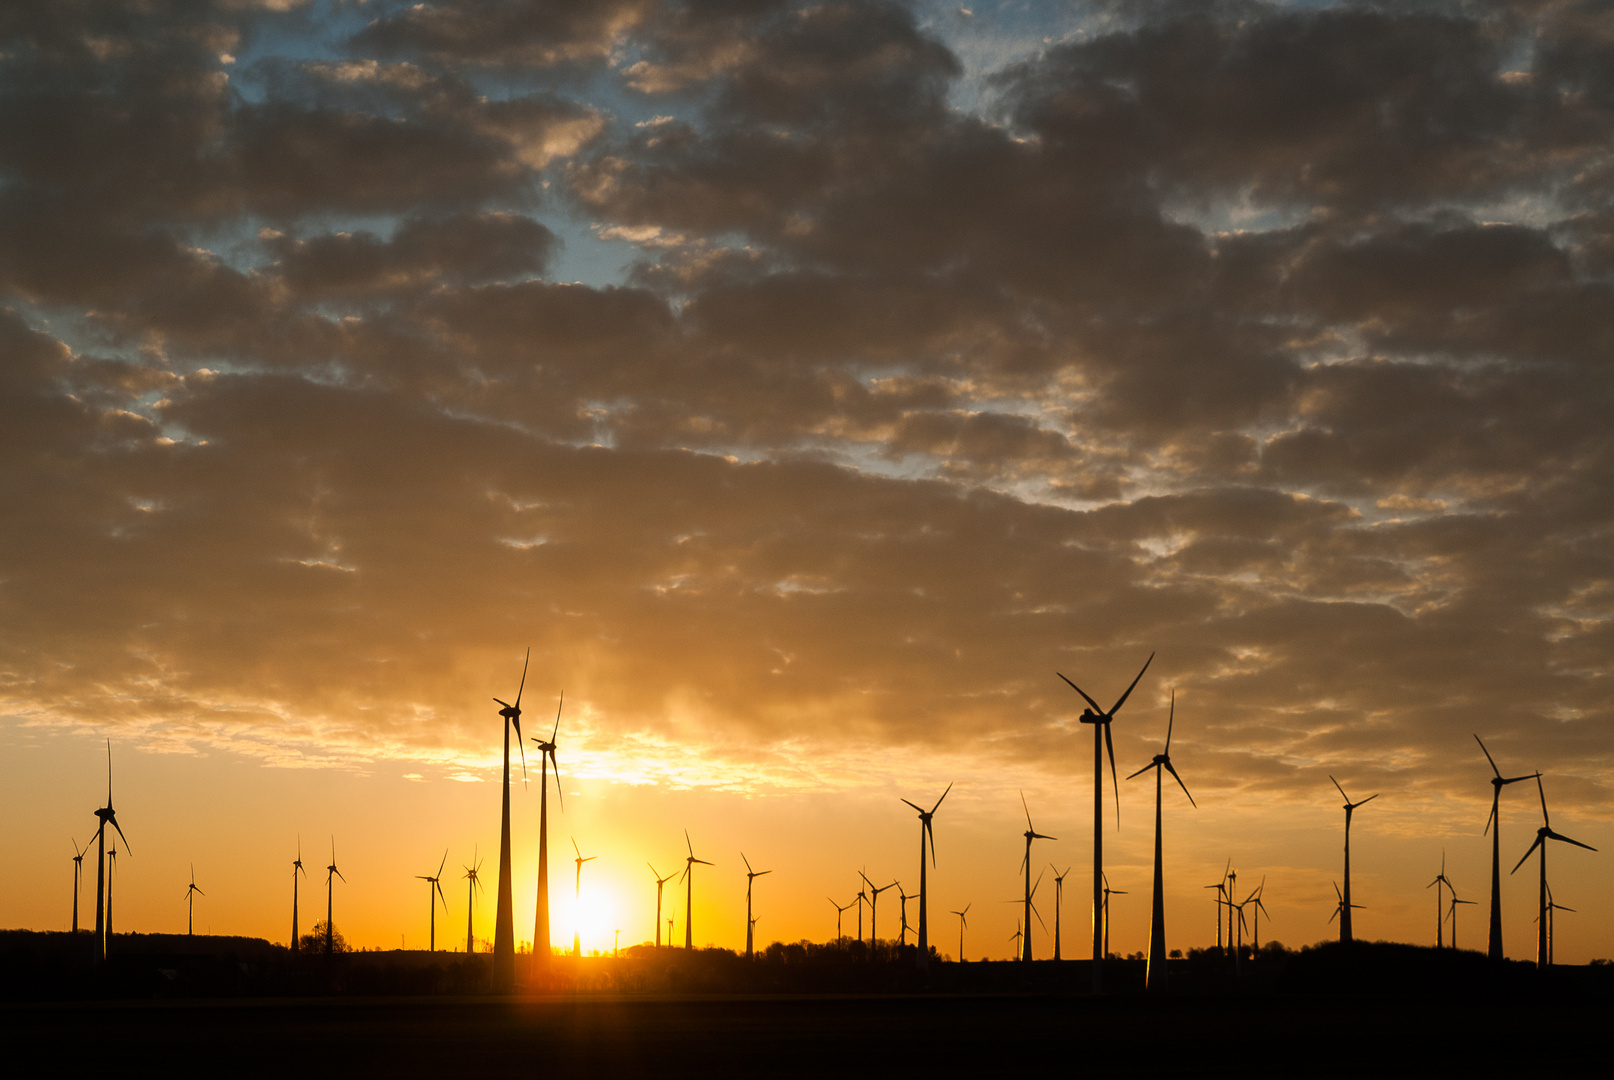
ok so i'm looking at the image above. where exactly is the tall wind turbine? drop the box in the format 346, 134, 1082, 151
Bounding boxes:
71, 839, 86, 934
859, 873, 896, 947
1248, 880, 1270, 952
325, 838, 346, 955
1329, 777, 1377, 944
571, 838, 595, 957
464, 850, 483, 954
649, 864, 678, 947
742, 854, 771, 958
896, 884, 910, 947
532, 692, 564, 965
1511, 776, 1596, 968
491, 649, 530, 988
1101, 872, 1126, 960
291, 839, 307, 952
91, 739, 131, 960
1017, 793, 1056, 962
1058, 652, 1154, 991
417, 849, 448, 952
1050, 866, 1072, 961
1447, 894, 1475, 951
1328, 881, 1363, 930
1427, 852, 1453, 948
951, 903, 970, 961
1125, 687, 1195, 990
1539, 885, 1573, 967
900, 783, 950, 969
1203, 860, 1229, 951
829, 896, 854, 940
185, 865, 203, 936
680, 831, 712, 949
1475, 735, 1538, 961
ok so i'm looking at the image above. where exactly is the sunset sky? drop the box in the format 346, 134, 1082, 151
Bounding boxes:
3, 0, 1612, 963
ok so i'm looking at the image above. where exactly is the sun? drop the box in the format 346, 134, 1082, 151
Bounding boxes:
561, 884, 620, 955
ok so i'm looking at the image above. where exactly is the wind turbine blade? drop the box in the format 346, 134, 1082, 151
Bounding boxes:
1511, 835, 1544, 874
1164, 761, 1196, 808
1104, 722, 1120, 823
549, 750, 564, 813
1333, 881, 1342, 901
1484, 796, 1497, 837
493, 698, 510, 709
1107, 652, 1154, 715
925, 819, 936, 868
1330, 775, 1349, 802
685, 829, 694, 858
552, 689, 563, 741
109, 818, 131, 853
1165, 689, 1175, 752
743, 853, 753, 876
1474, 734, 1501, 778
515, 647, 529, 710
1021, 790, 1033, 830
648, 863, 661, 879
335, 868, 347, 883
437, 849, 448, 879
901, 798, 924, 813
1055, 672, 1104, 715
930, 782, 952, 814
1124, 762, 1155, 782
1546, 829, 1597, 853
1357, 793, 1379, 807
514, 719, 527, 784
1536, 775, 1549, 826
572, 837, 582, 859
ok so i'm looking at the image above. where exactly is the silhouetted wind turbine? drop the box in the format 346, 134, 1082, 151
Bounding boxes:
491, 649, 529, 988
1447, 894, 1475, 951
291, 839, 308, 953
325, 838, 345, 955
900, 783, 950, 969
1203, 860, 1229, 951
952, 903, 970, 961
649, 864, 678, 947
1427, 851, 1453, 948
185, 865, 203, 936
1017, 792, 1055, 962
742, 853, 771, 958
464, 849, 483, 954
532, 691, 564, 964
1050, 865, 1071, 961
1511, 775, 1596, 968
106, 842, 119, 941
1009, 921, 1023, 958
1248, 879, 1269, 952
1475, 735, 1539, 961
1101, 872, 1126, 960
860, 872, 897, 946
1126, 688, 1196, 989
1330, 776, 1377, 944
854, 879, 868, 943
91, 739, 131, 960
680, 831, 712, 949
829, 896, 854, 940
1539, 885, 1573, 966
1329, 881, 1363, 929
896, 884, 911, 947
417, 849, 448, 952
71, 839, 86, 934
571, 838, 595, 957
1058, 652, 1153, 991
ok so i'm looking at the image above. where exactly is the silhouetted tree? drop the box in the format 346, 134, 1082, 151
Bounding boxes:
299, 921, 349, 953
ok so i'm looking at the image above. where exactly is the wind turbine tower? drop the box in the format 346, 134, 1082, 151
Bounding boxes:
742, 854, 771, 958
91, 739, 131, 960
952, 904, 970, 961
1050, 865, 1071, 961
1511, 776, 1596, 968
1427, 852, 1453, 948
681, 831, 712, 949
1475, 735, 1538, 961
185, 865, 203, 936
1125, 688, 1196, 990
71, 839, 86, 934
649, 864, 678, 947
291, 840, 307, 952
571, 838, 595, 957
1330, 776, 1378, 944
464, 850, 483, 954
1058, 652, 1154, 991
325, 838, 346, 955
491, 649, 530, 988
417, 849, 448, 951
900, 783, 950, 969
532, 692, 565, 965
1018, 793, 1055, 962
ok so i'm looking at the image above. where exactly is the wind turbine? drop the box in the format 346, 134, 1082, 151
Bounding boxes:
1475, 735, 1539, 961
742, 854, 771, 958
1511, 776, 1596, 968
829, 896, 855, 941
291, 839, 308, 952
1330, 776, 1378, 944
1101, 872, 1126, 960
900, 783, 950, 969
859, 873, 897, 947
1229, 890, 1252, 974
1328, 881, 1363, 930
571, 838, 596, 957
854, 878, 868, 943
680, 831, 712, 949
1058, 652, 1154, 991
951, 904, 970, 961
1050, 865, 1071, 961
1017, 792, 1056, 962
325, 838, 345, 955
1003, 874, 1048, 961
1248, 879, 1270, 952
106, 843, 119, 941
1009, 921, 1024, 959
417, 849, 448, 952
1203, 860, 1230, 951
491, 649, 530, 988
1427, 852, 1453, 948
71, 839, 86, 934
464, 849, 483, 954
1125, 687, 1196, 989
1447, 894, 1475, 951
185, 865, 203, 936
91, 739, 131, 960
1539, 885, 1574, 966
649, 864, 678, 947
532, 692, 565, 964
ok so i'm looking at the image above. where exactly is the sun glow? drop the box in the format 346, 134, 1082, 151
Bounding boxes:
561, 885, 621, 955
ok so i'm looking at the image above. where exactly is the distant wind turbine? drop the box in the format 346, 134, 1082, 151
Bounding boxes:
1511, 775, 1596, 968
491, 649, 530, 988
464, 849, 483, 954
951, 903, 970, 961
185, 865, 203, 936
900, 783, 950, 969
71, 839, 86, 934
896, 884, 910, 948
417, 849, 448, 952
1328, 881, 1363, 930
680, 831, 712, 949
1018, 793, 1056, 962
1329, 776, 1378, 944
1447, 893, 1475, 951
829, 896, 854, 940
1125, 688, 1196, 990
91, 739, 131, 960
325, 838, 346, 955
1204, 860, 1230, 951
1538, 885, 1573, 967
106, 843, 119, 941
1427, 852, 1453, 948
859, 872, 896, 947
1050, 865, 1071, 961
742, 854, 771, 958
532, 692, 565, 964
1101, 872, 1126, 960
1247, 879, 1270, 952
649, 864, 678, 947
291, 839, 307, 953
1058, 652, 1154, 991
571, 838, 596, 957
1475, 735, 1539, 961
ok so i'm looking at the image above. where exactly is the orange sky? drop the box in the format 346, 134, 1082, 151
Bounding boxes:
1, 0, 1612, 963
